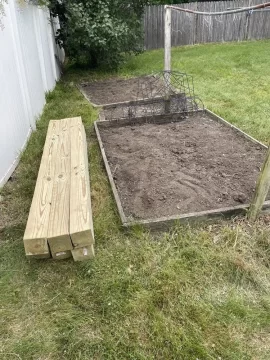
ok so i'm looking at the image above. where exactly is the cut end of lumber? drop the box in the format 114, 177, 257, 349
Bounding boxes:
47, 235, 73, 254
70, 229, 94, 248
71, 245, 95, 262
24, 238, 50, 259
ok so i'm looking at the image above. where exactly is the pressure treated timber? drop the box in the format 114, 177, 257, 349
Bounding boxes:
47, 119, 73, 253
23, 120, 60, 258
69, 117, 94, 247
71, 245, 95, 262
52, 250, 72, 260
24, 117, 95, 260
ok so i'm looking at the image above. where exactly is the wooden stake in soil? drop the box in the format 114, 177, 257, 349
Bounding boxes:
249, 142, 270, 221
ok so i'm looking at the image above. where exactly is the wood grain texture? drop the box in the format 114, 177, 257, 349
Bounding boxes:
23, 120, 60, 258
143, 1, 270, 50
69, 117, 94, 247
249, 143, 270, 221
47, 119, 73, 253
71, 245, 95, 261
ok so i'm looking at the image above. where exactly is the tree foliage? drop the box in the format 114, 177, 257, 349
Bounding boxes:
151, 0, 224, 3
46, 0, 149, 69
41, 0, 225, 68
0, 0, 8, 28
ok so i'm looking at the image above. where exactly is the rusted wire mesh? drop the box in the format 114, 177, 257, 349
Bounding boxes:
102, 71, 204, 121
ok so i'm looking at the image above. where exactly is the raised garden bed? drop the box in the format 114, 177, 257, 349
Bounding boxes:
95, 109, 270, 229
79, 74, 202, 117
79, 76, 165, 106
79, 74, 201, 121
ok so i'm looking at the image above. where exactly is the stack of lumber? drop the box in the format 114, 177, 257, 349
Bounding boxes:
23, 117, 95, 261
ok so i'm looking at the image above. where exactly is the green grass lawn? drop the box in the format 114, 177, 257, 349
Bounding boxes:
0, 40, 270, 360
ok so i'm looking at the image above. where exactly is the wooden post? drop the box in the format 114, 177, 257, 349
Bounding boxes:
164, 6, 171, 74
164, 5, 171, 113
249, 143, 270, 221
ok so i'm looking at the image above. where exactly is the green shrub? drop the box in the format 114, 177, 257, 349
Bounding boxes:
47, 0, 148, 69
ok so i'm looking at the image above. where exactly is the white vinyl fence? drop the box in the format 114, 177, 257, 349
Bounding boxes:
0, 0, 64, 187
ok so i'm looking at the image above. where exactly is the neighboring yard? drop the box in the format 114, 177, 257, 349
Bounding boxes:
0, 40, 270, 360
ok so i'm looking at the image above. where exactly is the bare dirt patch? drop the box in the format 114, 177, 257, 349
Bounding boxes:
80, 76, 162, 105
98, 112, 269, 221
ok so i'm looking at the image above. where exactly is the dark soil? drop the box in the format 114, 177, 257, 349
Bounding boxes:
99, 113, 268, 221
80, 76, 163, 105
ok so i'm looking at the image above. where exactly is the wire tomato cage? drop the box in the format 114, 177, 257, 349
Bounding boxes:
101, 71, 204, 121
